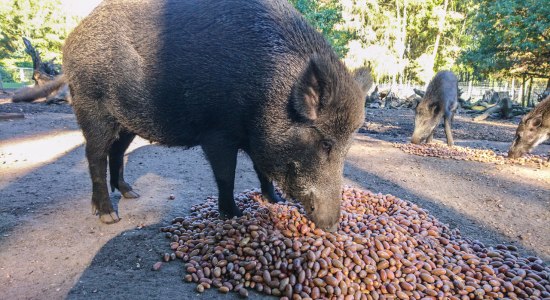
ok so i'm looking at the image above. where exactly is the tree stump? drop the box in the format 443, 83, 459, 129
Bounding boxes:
23, 37, 60, 85
12, 38, 69, 103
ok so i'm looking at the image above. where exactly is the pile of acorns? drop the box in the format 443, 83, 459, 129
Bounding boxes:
159, 187, 549, 299
394, 143, 550, 168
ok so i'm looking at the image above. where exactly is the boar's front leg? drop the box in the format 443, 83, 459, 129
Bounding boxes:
253, 164, 283, 203
444, 112, 454, 146
426, 132, 434, 144
201, 137, 242, 218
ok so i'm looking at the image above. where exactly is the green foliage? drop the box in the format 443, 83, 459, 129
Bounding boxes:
0, 64, 14, 82
0, 0, 77, 82
290, 0, 351, 56
290, 0, 477, 84
459, 0, 549, 77
0, 0, 545, 84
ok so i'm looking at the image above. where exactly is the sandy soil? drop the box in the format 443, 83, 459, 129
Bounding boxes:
0, 101, 548, 299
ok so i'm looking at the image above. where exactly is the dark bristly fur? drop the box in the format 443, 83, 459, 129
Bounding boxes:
508, 95, 550, 158
63, 0, 370, 229
411, 71, 458, 146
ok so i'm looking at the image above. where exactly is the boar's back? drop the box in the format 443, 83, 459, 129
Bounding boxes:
63, 0, 334, 146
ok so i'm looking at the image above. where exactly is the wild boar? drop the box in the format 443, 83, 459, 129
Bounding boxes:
61, 0, 371, 230
508, 95, 550, 159
411, 71, 458, 146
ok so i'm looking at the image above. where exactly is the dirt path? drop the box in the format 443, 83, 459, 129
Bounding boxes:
0, 104, 548, 299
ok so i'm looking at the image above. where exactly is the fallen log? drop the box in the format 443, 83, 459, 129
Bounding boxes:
473, 97, 512, 121
0, 112, 25, 120
46, 83, 71, 104
11, 76, 67, 103
413, 88, 425, 97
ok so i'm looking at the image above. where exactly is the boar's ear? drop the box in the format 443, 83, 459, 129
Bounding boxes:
352, 67, 373, 95
291, 56, 329, 121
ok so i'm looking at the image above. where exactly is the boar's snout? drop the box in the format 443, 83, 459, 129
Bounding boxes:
411, 129, 427, 144
302, 188, 341, 232
508, 138, 525, 159
508, 143, 523, 159
507, 149, 521, 159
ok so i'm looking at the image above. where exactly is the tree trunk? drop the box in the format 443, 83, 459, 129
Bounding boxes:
395, 0, 407, 85
521, 75, 526, 107
527, 77, 534, 107
511, 77, 515, 102
428, 0, 449, 78
467, 80, 473, 100
431, 0, 449, 61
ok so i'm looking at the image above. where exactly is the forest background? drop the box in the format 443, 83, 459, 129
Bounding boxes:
0, 0, 548, 102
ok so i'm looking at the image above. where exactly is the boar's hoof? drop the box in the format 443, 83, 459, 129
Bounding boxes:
219, 208, 243, 219
99, 211, 121, 224
116, 182, 140, 199
122, 190, 140, 199
264, 192, 284, 204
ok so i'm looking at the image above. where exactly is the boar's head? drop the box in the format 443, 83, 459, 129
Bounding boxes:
250, 55, 371, 232
508, 95, 550, 159
411, 99, 442, 144
508, 115, 549, 159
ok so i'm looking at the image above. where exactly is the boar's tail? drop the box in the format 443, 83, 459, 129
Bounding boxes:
11, 75, 68, 103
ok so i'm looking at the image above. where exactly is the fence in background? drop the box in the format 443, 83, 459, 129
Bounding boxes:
377, 80, 547, 105
0, 66, 34, 86
15, 67, 34, 83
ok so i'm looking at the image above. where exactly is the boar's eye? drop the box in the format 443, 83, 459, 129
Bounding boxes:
529, 117, 542, 127
320, 140, 333, 155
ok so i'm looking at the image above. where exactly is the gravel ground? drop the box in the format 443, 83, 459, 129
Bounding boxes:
0, 99, 548, 299
362, 108, 533, 144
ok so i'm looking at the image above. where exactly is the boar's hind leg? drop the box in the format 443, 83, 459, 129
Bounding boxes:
109, 128, 139, 199
253, 164, 283, 203
444, 112, 454, 146
81, 118, 121, 224
201, 139, 242, 218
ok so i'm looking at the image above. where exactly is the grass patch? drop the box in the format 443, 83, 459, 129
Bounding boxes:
2, 82, 30, 89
